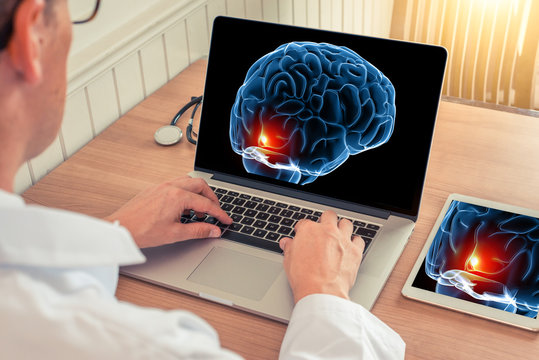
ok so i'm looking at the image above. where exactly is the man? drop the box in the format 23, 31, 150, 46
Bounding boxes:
0, 0, 405, 358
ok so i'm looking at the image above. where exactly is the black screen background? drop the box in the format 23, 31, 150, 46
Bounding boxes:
194, 17, 447, 217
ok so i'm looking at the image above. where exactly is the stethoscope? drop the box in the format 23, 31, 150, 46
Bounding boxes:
154, 96, 203, 146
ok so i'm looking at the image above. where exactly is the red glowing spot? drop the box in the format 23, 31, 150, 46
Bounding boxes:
249, 114, 293, 152
465, 252, 481, 272
465, 247, 507, 275
258, 128, 280, 149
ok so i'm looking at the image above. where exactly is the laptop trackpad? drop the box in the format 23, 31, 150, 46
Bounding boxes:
187, 246, 282, 301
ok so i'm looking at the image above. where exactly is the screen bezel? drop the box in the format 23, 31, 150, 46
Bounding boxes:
402, 193, 539, 331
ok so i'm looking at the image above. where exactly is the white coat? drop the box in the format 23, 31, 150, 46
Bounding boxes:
0, 190, 405, 359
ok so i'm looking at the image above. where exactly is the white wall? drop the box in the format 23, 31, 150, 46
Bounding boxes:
69, 0, 156, 55
15, 0, 394, 194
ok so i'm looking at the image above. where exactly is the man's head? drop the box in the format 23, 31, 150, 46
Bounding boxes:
0, 0, 72, 191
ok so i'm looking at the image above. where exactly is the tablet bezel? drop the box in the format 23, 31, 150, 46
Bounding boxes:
402, 193, 539, 332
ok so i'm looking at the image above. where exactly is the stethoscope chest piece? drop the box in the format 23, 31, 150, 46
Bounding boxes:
154, 125, 183, 146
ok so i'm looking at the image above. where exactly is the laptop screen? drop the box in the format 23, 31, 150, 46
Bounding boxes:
195, 16, 447, 218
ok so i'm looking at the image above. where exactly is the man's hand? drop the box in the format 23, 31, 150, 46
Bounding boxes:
279, 211, 365, 304
105, 176, 232, 248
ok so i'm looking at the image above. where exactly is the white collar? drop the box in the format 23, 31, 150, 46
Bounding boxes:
0, 190, 145, 267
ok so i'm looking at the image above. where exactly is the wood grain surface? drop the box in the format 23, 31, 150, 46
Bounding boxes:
23, 60, 539, 359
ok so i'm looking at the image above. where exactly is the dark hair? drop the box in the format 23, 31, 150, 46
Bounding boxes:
0, 0, 54, 50
0, 0, 21, 50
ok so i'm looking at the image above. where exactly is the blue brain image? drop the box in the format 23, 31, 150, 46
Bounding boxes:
229, 41, 396, 185
426, 201, 539, 318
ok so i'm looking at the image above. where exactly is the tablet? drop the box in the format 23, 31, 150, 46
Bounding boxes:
402, 193, 539, 331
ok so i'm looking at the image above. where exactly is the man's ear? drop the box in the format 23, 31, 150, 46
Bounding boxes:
7, 0, 46, 84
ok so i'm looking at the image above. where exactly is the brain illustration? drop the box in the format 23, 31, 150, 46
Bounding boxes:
229, 42, 396, 185
426, 201, 539, 317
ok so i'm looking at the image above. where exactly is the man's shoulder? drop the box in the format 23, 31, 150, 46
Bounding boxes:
0, 269, 223, 359
0, 203, 144, 268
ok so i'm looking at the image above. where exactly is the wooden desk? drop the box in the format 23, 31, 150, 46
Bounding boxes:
23, 60, 539, 359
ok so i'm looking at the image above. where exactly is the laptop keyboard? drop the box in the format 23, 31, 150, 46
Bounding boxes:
180, 186, 380, 254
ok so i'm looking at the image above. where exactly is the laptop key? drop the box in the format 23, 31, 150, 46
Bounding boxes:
268, 206, 281, 215
292, 212, 306, 220
278, 226, 293, 235
240, 226, 255, 235
231, 214, 242, 222
205, 216, 218, 224
221, 203, 234, 212
266, 223, 279, 232
276, 202, 288, 208
281, 218, 294, 226
232, 198, 246, 206
244, 209, 257, 217
268, 215, 282, 223
239, 194, 251, 200
256, 203, 269, 212
227, 191, 239, 197
280, 209, 293, 218
256, 212, 270, 220
244, 201, 258, 209
355, 228, 377, 238
241, 217, 255, 226
253, 229, 267, 238
288, 205, 300, 212
263, 199, 276, 205
266, 232, 280, 242
231, 206, 246, 214
367, 224, 380, 230
228, 223, 242, 231
221, 195, 234, 203
253, 219, 267, 228
252, 196, 263, 202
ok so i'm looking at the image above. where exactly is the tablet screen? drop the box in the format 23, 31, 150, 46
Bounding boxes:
411, 200, 539, 319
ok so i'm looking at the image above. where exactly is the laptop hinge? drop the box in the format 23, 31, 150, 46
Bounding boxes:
393, 212, 417, 222
199, 170, 392, 220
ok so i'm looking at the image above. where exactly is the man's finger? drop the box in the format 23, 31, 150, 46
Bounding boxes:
175, 222, 222, 241
293, 218, 309, 232
181, 192, 232, 224
169, 177, 220, 205
279, 236, 291, 252
351, 235, 366, 252
337, 217, 354, 235
319, 210, 338, 223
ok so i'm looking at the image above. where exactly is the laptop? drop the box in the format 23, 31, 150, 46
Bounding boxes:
121, 16, 447, 323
